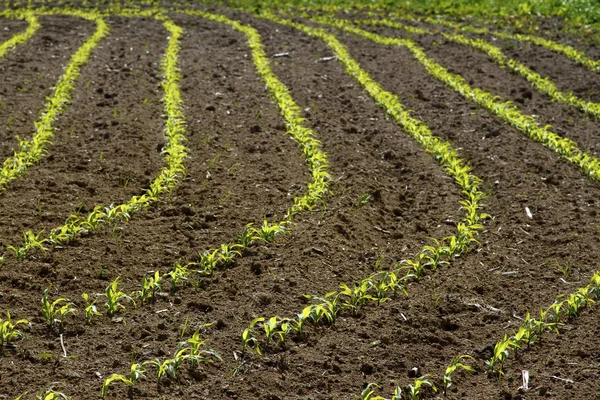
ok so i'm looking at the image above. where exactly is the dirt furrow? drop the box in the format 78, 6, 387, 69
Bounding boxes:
0, 15, 95, 161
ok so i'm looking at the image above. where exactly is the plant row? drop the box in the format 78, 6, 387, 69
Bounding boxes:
2, 272, 223, 399
402, 13, 600, 74
0, 9, 107, 191
484, 271, 600, 376
357, 18, 600, 119
5, 10, 188, 260
3, 8, 329, 398
132, 8, 332, 278
7, 7, 331, 265
235, 9, 488, 354
311, 14, 600, 183
357, 270, 600, 396
0, 10, 39, 58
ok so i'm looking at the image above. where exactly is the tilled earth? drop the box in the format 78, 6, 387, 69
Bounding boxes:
0, 4, 599, 400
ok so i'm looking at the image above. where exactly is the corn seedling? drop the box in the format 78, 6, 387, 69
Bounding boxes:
197, 249, 219, 275
443, 355, 475, 394
136, 271, 162, 304
486, 334, 518, 376
41, 287, 77, 329
339, 280, 374, 314
262, 316, 279, 345
290, 306, 312, 340
148, 345, 190, 381
35, 390, 72, 400
360, 383, 384, 400
0, 312, 28, 348
82, 293, 101, 324
422, 238, 449, 269
181, 330, 222, 367
168, 261, 188, 293
555, 259, 573, 276
241, 317, 263, 355
237, 223, 254, 248
217, 243, 242, 266
398, 257, 426, 279
7, 230, 47, 260
101, 363, 145, 399
307, 292, 341, 325
104, 277, 135, 316
408, 375, 437, 400
251, 219, 287, 243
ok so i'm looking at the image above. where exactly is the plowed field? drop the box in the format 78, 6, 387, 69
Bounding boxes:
0, 2, 599, 399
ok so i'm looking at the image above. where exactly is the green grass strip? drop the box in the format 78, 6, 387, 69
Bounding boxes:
7, 10, 188, 260
398, 13, 600, 74
0, 10, 40, 59
0, 9, 107, 192
239, 10, 487, 354
357, 18, 600, 119
312, 15, 600, 182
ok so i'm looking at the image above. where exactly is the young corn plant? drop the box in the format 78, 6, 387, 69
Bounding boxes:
307, 292, 341, 325
237, 223, 254, 248
148, 346, 189, 382
101, 363, 146, 399
197, 249, 219, 275
35, 390, 72, 400
408, 375, 437, 400
422, 238, 449, 270
241, 317, 263, 355
217, 243, 242, 266
168, 261, 188, 293
136, 271, 162, 304
41, 287, 77, 330
251, 219, 286, 243
360, 383, 383, 400
276, 319, 292, 345
82, 293, 101, 324
443, 355, 475, 394
398, 256, 426, 279
8, 230, 47, 260
262, 316, 279, 345
0, 312, 28, 348
104, 277, 135, 316
182, 330, 222, 368
360, 383, 402, 400
290, 306, 313, 341
486, 334, 518, 377
339, 280, 373, 315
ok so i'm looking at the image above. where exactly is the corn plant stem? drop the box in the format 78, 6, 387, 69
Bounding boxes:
0, 10, 40, 59
0, 9, 107, 192
309, 15, 600, 182
356, 18, 600, 119
8, 9, 188, 258
244, 10, 487, 349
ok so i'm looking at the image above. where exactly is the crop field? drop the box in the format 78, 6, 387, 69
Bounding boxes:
0, 0, 599, 399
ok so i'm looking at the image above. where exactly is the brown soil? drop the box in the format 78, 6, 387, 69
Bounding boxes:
0, 5, 599, 400
0, 16, 26, 42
